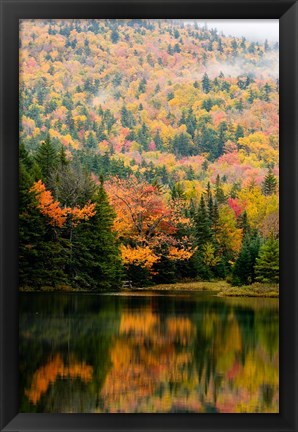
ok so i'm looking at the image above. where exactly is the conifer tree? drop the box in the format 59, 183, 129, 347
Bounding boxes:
19, 155, 68, 288
239, 211, 250, 238
35, 135, 58, 185
59, 145, 68, 168
121, 106, 136, 128
255, 237, 279, 283
232, 239, 252, 285
262, 168, 277, 196
232, 234, 260, 286
153, 130, 163, 150
206, 182, 213, 219
215, 175, 226, 204
194, 195, 213, 249
185, 107, 196, 139
111, 28, 119, 44
71, 180, 123, 290
235, 124, 244, 141
235, 98, 244, 112
202, 72, 211, 94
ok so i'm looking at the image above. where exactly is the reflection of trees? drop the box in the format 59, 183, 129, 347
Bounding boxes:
25, 354, 93, 404
100, 311, 200, 412
20, 293, 279, 413
192, 299, 279, 412
19, 293, 121, 412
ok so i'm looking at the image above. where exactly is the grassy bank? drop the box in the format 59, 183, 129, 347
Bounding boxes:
19, 281, 279, 297
136, 281, 279, 298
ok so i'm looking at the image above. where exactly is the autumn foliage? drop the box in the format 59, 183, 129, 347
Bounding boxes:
106, 175, 194, 271
19, 18, 279, 288
30, 180, 96, 228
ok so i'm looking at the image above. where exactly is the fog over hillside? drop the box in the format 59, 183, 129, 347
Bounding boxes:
187, 20, 279, 43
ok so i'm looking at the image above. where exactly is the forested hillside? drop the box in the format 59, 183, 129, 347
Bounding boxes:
19, 19, 279, 289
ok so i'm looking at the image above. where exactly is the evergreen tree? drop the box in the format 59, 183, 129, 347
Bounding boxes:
235, 124, 244, 141
238, 211, 250, 238
138, 77, 147, 94
19, 154, 69, 288
262, 168, 277, 196
231, 38, 238, 55
248, 42, 256, 53
240, 37, 246, 50
196, 127, 218, 160
215, 175, 226, 204
205, 182, 213, 219
232, 234, 260, 286
137, 122, 150, 150
217, 38, 224, 53
35, 135, 58, 185
173, 43, 181, 53
155, 83, 161, 93
167, 44, 174, 55
111, 28, 119, 44
235, 98, 244, 112
232, 239, 252, 285
153, 130, 163, 150
194, 195, 213, 249
217, 121, 228, 157
71, 180, 123, 290
171, 182, 186, 200
255, 237, 279, 283
248, 88, 255, 104
185, 107, 197, 139
86, 133, 97, 149
262, 83, 271, 102
152, 254, 177, 284
121, 106, 135, 128
202, 98, 213, 112
230, 181, 241, 199
202, 72, 211, 94
172, 132, 194, 156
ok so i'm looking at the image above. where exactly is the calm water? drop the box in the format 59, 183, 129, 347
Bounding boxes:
19, 291, 279, 413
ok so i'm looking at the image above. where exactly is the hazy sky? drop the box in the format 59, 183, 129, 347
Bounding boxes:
186, 20, 279, 43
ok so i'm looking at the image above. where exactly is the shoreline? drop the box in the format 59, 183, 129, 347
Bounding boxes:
19, 281, 279, 298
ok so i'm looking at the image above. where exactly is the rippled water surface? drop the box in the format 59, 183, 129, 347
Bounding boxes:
19, 291, 279, 413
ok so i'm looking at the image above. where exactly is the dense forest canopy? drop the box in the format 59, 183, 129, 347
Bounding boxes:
19, 19, 279, 289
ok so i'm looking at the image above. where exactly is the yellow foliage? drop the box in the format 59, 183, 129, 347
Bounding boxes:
120, 245, 159, 270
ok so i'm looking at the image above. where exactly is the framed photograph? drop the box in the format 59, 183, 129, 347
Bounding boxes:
0, 0, 297, 431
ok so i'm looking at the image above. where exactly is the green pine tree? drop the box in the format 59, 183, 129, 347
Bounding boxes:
232, 239, 252, 285
215, 175, 226, 204
262, 168, 277, 196
202, 72, 211, 94
71, 180, 123, 290
195, 195, 211, 239
19, 144, 69, 288
111, 28, 119, 44
255, 237, 279, 283
35, 135, 58, 184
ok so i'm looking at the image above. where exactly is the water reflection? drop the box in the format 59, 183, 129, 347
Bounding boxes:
19, 292, 279, 413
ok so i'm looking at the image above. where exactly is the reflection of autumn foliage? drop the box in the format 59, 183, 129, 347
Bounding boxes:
30, 180, 96, 228
99, 306, 278, 413
106, 176, 193, 270
25, 354, 93, 405
100, 310, 199, 412
119, 311, 159, 335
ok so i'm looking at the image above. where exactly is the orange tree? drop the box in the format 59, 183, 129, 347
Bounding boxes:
106, 175, 193, 284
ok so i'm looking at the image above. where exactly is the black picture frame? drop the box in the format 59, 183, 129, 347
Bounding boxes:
0, 0, 297, 431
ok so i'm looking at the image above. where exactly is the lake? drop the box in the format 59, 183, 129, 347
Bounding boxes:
19, 291, 279, 413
